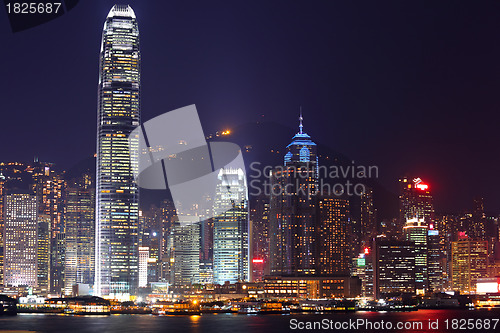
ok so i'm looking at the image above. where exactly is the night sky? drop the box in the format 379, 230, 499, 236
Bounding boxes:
1, 0, 500, 214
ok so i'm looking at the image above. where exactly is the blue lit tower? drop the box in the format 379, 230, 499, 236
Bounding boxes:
269, 113, 318, 276
95, 5, 140, 297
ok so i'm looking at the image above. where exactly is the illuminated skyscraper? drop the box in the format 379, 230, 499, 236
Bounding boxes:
159, 199, 176, 281
360, 187, 376, 246
95, 4, 141, 297
168, 216, 201, 288
373, 237, 416, 298
31, 162, 65, 238
354, 247, 374, 298
64, 173, 95, 296
31, 161, 65, 293
471, 197, 486, 241
427, 224, 443, 292
250, 194, 269, 281
317, 196, 350, 275
269, 114, 318, 276
213, 168, 249, 284
139, 205, 162, 283
3, 193, 38, 287
138, 247, 149, 288
37, 214, 50, 292
451, 236, 488, 294
0, 173, 5, 286
404, 217, 428, 295
399, 177, 434, 225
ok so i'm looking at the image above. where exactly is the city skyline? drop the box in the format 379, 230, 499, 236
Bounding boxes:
0, 0, 499, 317
2, 0, 500, 213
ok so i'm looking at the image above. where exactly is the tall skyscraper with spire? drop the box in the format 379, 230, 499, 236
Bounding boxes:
95, 5, 141, 297
269, 113, 318, 276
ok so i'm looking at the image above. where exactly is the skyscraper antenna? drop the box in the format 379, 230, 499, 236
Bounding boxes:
299, 106, 303, 134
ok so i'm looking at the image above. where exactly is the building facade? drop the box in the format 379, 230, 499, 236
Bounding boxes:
317, 196, 350, 275
451, 237, 488, 294
269, 115, 318, 276
95, 4, 141, 297
213, 168, 249, 284
374, 238, 416, 298
3, 194, 38, 287
403, 217, 428, 295
168, 217, 200, 288
399, 177, 434, 228
64, 173, 95, 296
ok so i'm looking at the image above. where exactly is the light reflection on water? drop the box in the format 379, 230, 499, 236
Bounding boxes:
0, 310, 498, 333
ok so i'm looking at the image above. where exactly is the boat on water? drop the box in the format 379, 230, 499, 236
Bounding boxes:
152, 301, 201, 315
258, 302, 290, 314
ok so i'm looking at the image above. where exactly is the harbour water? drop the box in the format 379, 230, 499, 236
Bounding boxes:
0, 310, 499, 333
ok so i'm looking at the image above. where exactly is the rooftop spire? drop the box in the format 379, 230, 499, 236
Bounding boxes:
299, 107, 303, 134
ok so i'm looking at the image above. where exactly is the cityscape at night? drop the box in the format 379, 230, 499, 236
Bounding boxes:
1, 1, 500, 332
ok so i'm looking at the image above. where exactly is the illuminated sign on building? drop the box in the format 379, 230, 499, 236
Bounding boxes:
476, 278, 500, 294
413, 177, 429, 191
416, 183, 429, 191
428, 230, 439, 236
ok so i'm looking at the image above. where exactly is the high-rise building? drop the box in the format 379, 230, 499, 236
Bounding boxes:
250, 194, 269, 281
37, 214, 51, 292
269, 115, 318, 276
213, 168, 249, 284
373, 237, 416, 298
64, 173, 95, 296
360, 187, 376, 247
0, 173, 5, 286
168, 217, 200, 288
471, 197, 486, 241
3, 193, 38, 287
139, 205, 162, 283
317, 196, 350, 275
31, 162, 65, 238
51, 233, 65, 294
353, 247, 374, 298
451, 236, 488, 294
399, 177, 434, 227
159, 199, 176, 282
138, 247, 149, 288
31, 161, 65, 294
427, 224, 444, 293
403, 217, 428, 295
95, 4, 141, 297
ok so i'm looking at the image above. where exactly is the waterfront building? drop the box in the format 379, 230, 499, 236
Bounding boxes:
269, 114, 318, 276
213, 168, 249, 284
3, 193, 38, 287
95, 4, 141, 297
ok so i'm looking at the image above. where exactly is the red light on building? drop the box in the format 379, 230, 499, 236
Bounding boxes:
252, 258, 264, 264
364, 248, 370, 255
416, 183, 429, 191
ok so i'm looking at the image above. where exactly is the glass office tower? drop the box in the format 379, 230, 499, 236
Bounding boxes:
213, 168, 249, 284
95, 4, 141, 297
